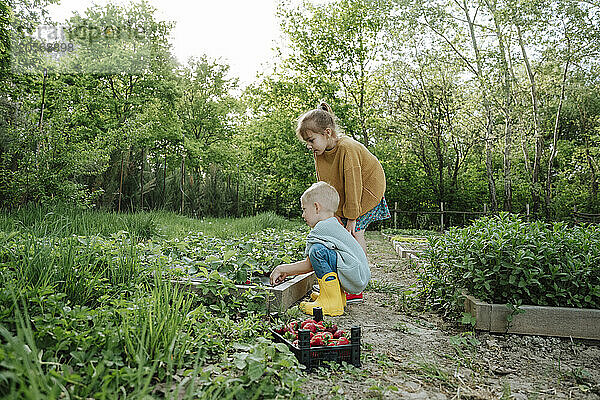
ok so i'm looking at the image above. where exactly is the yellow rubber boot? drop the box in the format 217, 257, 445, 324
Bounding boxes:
312, 286, 346, 307
300, 272, 344, 316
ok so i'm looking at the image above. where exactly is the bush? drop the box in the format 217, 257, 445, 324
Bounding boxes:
419, 213, 600, 317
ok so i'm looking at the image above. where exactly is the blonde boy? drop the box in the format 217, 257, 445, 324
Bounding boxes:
270, 181, 370, 316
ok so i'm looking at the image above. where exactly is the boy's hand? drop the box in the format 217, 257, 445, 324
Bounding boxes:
270, 265, 288, 286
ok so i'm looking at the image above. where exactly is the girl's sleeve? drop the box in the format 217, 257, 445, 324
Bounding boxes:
343, 153, 363, 220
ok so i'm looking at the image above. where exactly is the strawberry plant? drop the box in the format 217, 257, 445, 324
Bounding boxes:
144, 228, 307, 284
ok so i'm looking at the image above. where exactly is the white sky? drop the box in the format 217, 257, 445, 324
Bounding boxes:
47, 0, 285, 87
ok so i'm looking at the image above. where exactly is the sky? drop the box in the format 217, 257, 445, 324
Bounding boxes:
47, 0, 284, 86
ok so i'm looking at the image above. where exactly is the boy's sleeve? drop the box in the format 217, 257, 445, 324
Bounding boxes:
343, 153, 362, 220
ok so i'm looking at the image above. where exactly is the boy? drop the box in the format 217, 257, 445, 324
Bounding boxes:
269, 181, 371, 316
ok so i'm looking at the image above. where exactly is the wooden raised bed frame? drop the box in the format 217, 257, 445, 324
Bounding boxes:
174, 271, 316, 312
464, 295, 600, 340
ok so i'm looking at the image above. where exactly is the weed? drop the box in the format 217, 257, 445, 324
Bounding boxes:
570, 367, 593, 386
392, 322, 408, 333
366, 279, 403, 294
394, 286, 419, 313
364, 378, 399, 399
410, 359, 457, 389
500, 380, 512, 400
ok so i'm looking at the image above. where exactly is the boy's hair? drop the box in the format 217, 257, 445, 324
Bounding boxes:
296, 101, 340, 141
301, 181, 340, 213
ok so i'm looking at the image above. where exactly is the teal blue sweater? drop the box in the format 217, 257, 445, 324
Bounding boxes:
304, 217, 371, 294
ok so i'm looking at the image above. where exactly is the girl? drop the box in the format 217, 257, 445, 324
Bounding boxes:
297, 102, 390, 302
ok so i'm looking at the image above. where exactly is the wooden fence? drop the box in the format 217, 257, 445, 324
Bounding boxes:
388, 202, 599, 231
389, 202, 497, 231
573, 206, 600, 224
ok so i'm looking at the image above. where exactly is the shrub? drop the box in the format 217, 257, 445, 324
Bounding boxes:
419, 213, 600, 317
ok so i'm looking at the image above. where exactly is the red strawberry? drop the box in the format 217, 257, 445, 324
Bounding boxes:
301, 319, 316, 328
303, 322, 317, 333
336, 337, 350, 346
315, 321, 326, 332
333, 329, 346, 339
323, 321, 337, 333
310, 333, 324, 347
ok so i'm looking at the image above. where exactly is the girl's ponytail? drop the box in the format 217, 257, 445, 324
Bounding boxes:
319, 101, 334, 115
296, 101, 340, 141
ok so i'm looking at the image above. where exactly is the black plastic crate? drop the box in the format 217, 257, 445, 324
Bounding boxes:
269, 308, 361, 371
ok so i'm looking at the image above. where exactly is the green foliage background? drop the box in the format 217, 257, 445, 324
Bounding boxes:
1, 0, 599, 222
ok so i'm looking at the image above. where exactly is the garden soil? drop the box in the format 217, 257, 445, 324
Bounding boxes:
299, 232, 600, 399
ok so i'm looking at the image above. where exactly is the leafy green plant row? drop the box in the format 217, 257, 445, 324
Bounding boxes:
158, 228, 307, 284
0, 225, 307, 288
0, 279, 303, 398
418, 213, 600, 317
0, 222, 306, 398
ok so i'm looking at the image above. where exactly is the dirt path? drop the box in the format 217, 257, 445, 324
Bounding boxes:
300, 232, 600, 399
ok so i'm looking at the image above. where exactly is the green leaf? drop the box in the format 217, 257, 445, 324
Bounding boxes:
247, 361, 264, 381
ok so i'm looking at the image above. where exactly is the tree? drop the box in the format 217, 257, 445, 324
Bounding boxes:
278, 0, 393, 145
177, 56, 239, 170
239, 76, 316, 216
381, 49, 476, 208
59, 1, 177, 210
402, 0, 501, 210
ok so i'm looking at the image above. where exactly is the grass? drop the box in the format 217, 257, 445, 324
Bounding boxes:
410, 359, 457, 389
0, 203, 158, 238
391, 235, 429, 243
0, 203, 304, 239
154, 210, 305, 239
381, 228, 442, 237
365, 279, 404, 294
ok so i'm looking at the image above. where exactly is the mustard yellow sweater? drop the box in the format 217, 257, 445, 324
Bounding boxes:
315, 136, 386, 220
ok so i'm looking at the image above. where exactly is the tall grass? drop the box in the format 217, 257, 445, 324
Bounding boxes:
4, 235, 145, 308
153, 210, 304, 239
1, 204, 302, 239
0, 286, 157, 399
120, 276, 196, 367
0, 203, 157, 239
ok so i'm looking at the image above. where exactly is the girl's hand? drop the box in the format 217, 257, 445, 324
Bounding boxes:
346, 219, 357, 237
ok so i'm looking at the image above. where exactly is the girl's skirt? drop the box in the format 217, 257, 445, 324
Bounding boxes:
341, 197, 391, 232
